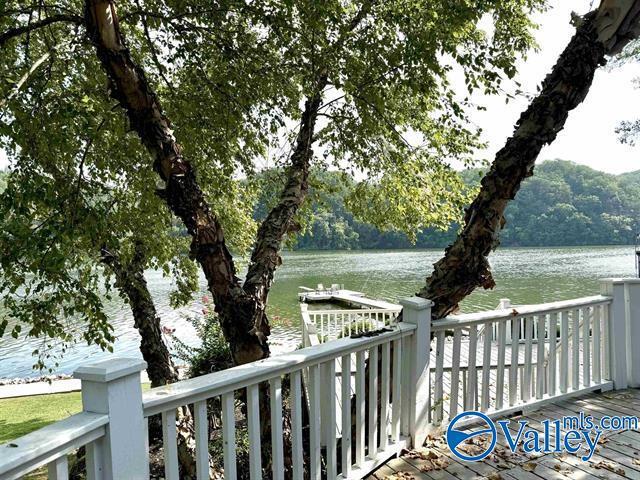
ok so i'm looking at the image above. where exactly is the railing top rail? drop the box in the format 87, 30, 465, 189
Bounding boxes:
432, 295, 612, 331
143, 323, 416, 417
0, 412, 108, 478
306, 308, 402, 316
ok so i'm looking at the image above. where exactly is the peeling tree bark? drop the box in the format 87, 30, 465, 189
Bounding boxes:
83, 0, 266, 366
420, 0, 640, 319
100, 243, 178, 387
242, 73, 327, 341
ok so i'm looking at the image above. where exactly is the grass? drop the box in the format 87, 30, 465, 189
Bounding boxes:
0, 384, 151, 444
0, 385, 151, 479
0, 391, 83, 444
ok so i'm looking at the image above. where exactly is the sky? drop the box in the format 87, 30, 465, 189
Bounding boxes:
471, 0, 640, 174
1, 1, 639, 174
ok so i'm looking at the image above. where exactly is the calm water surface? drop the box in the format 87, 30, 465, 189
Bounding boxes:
0, 246, 635, 378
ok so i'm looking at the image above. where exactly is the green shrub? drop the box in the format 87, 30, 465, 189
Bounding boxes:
172, 297, 233, 377
337, 318, 376, 338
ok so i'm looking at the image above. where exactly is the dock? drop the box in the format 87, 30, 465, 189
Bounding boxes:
298, 286, 400, 310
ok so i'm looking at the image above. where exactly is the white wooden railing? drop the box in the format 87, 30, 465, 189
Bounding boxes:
301, 305, 401, 347
0, 413, 108, 479
428, 294, 615, 426
3, 278, 640, 480
0, 298, 429, 480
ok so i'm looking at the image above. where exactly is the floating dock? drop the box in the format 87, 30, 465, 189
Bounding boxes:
298, 287, 400, 310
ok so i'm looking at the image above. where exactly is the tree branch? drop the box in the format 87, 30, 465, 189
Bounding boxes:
244, 73, 328, 298
0, 50, 51, 109
83, 0, 241, 311
420, 0, 640, 319
0, 14, 83, 47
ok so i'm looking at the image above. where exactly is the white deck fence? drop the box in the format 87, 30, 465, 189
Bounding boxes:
2, 278, 640, 480
301, 306, 402, 346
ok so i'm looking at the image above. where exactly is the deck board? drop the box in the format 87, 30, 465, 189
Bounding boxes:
369, 388, 640, 480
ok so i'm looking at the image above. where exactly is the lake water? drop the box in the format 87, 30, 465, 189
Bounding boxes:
0, 245, 636, 378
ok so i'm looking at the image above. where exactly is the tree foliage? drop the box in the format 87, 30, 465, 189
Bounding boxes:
0, 0, 546, 363
282, 160, 639, 250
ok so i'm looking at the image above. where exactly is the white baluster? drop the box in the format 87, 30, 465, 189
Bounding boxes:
449, 329, 462, 418
323, 361, 337, 479
572, 309, 580, 390
560, 311, 569, 393
221, 393, 236, 480
85, 439, 104, 480
341, 354, 352, 478
523, 317, 533, 402
247, 384, 262, 480
162, 410, 179, 480
509, 318, 519, 406
593, 306, 601, 384
309, 365, 321, 480
368, 346, 379, 459
380, 342, 391, 451
548, 313, 558, 396
434, 331, 445, 422
583, 308, 591, 387
467, 325, 478, 410
290, 371, 304, 480
602, 303, 611, 380
270, 378, 285, 480
391, 339, 402, 444
536, 316, 545, 399
47, 456, 68, 480
194, 400, 210, 480
355, 350, 366, 467
496, 320, 507, 410
481, 323, 492, 411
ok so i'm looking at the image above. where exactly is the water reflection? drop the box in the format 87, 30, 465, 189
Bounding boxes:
0, 245, 635, 378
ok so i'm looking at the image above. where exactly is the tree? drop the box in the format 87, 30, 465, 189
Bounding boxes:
419, 0, 640, 319
1, 1, 545, 475
0, 1, 258, 377
80, 0, 544, 367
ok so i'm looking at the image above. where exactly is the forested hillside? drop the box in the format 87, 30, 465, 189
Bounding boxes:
4, 161, 637, 250
288, 160, 640, 249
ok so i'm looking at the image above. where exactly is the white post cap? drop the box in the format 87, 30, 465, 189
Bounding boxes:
399, 297, 433, 310
74, 358, 147, 383
600, 278, 640, 284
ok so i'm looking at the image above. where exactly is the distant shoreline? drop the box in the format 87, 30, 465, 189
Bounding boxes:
282, 243, 636, 253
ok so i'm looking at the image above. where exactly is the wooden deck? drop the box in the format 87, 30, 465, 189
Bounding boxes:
367, 388, 640, 480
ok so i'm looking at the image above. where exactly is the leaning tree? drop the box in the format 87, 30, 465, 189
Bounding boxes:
2, 0, 548, 475
0, 6, 259, 385
419, 0, 640, 319
79, 0, 545, 367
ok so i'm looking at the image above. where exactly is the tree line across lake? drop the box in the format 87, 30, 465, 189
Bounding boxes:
3, 158, 637, 254
280, 160, 640, 250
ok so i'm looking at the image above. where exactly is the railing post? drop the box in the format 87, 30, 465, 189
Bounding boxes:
601, 278, 640, 388
626, 279, 640, 388
74, 358, 148, 480
600, 279, 630, 389
300, 303, 309, 348
399, 296, 432, 448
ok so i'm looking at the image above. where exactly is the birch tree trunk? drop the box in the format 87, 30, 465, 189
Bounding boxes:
420, 0, 640, 319
100, 243, 178, 387
84, 0, 270, 366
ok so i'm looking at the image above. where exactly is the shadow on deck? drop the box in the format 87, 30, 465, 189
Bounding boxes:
368, 388, 640, 480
